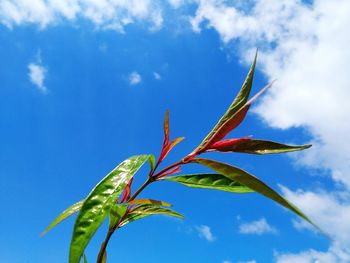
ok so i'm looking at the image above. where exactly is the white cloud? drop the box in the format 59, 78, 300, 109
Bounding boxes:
239, 218, 277, 235
272, 186, 350, 261
153, 72, 161, 80
5, 0, 350, 259
28, 63, 47, 92
168, 0, 185, 9
222, 261, 231, 263
281, 186, 350, 248
191, 0, 350, 190
238, 261, 257, 263
129, 71, 141, 85
28, 52, 47, 93
275, 245, 350, 263
196, 225, 215, 242
190, 0, 350, 258
0, 0, 163, 32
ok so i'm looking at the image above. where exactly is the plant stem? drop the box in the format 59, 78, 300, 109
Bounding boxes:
96, 177, 153, 263
129, 177, 153, 202
96, 235, 112, 262
96, 158, 189, 263
152, 160, 184, 179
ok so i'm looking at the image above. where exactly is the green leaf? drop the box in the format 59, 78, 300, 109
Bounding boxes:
210, 139, 312, 154
148, 155, 156, 171
192, 158, 318, 229
69, 155, 150, 263
128, 199, 172, 207
164, 173, 254, 193
41, 200, 84, 237
83, 254, 88, 263
120, 204, 184, 227
109, 204, 128, 229
194, 51, 257, 152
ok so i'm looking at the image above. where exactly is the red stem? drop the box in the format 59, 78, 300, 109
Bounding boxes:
97, 150, 196, 263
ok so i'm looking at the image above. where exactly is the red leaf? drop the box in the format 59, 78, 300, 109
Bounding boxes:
163, 110, 170, 147
160, 137, 185, 162
120, 178, 133, 203
202, 81, 274, 151
207, 136, 252, 152
157, 166, 181, 179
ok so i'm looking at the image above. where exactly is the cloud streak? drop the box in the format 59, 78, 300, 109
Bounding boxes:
239, 218, 277, 235
129, 71, 142, 85
28, 51, 47, 93
196, 225, 215, 242
0, 0, 163, 32
4, 0, 350, 260
191, 0, 350, 187
190, 0, 350, 259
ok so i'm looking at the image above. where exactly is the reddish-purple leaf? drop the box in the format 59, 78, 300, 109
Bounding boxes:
207, 136, 252, 152
192, 52, 258, 154
211, 139, 312, 154
202, 81, 274, 150
120, 178, 133, 203
156, 166, 181, 179
163, 110, 170, 146
160, 137, 185, 162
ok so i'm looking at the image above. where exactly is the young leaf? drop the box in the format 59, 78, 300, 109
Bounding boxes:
163, 173, 254, 193
109, 204, 128, 229
202, 81, 273, 149
120, 204, 184, 227
209, 139, 312, 154
41, 200, 84, 237
120, 178, 133, 203
148, 155, 156, 172
163, 110, 170, 146
156, 165, 181, 179
128, 199, 172, 207
83, 254, 88, 263
69, 155, 150, 263
158, 110, 185, 162
193, 51, 257, 153
191, 158, 318, 229
207, 136, 252, 151
160, 137, 185, 162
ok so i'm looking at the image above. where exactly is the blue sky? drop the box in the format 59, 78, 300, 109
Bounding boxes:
1, 1, 350, 263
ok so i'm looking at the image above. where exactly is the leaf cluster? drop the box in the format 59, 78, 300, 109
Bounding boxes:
42, 52, 319, 263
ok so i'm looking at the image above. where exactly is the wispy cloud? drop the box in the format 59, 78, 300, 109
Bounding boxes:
190, 0, 350, 259
28, 51, 47, 93
129, 71, 142, 85
238, 261, 257, 263
153, 72, 161, 80
196, 225, 215, 242
239, 218, 277, 235
5, 0, 350, 259
281, 186, 350, 248
168, 0, 185, 9
0, 0, 163, 32
191, 0, 350, 189
275, 245, 350, 263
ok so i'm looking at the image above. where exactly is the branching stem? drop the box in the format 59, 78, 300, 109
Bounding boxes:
96, 157, 190, 263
